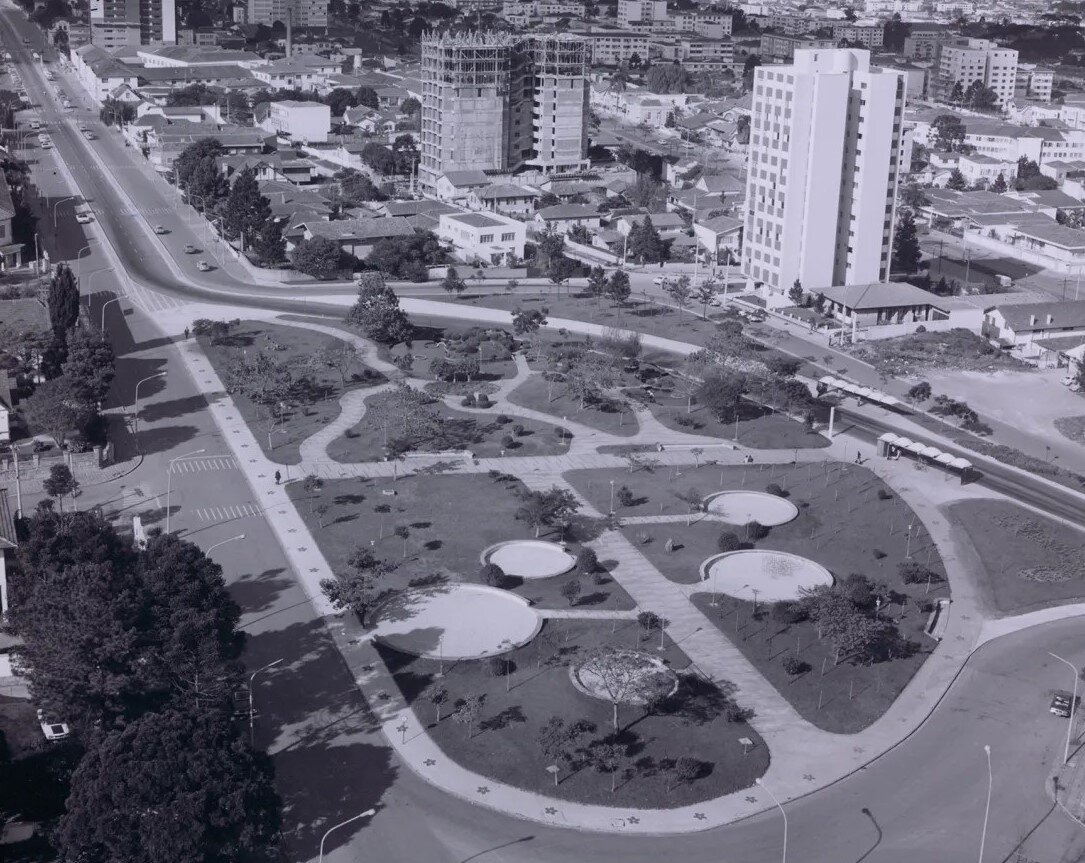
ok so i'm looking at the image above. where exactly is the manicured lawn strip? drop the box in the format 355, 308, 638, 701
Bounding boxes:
690, 594, 933, 734
635, 389, 830, 450
451, 289, 732, 346
507, 374, 639, 437
287, 473, 636, 611
326, 396, 568, 462
198, 320, 386, 465
946, 499, 1085, 615
381, 617, 769, 807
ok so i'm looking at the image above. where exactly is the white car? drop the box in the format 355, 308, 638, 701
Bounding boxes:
37, 709, 70, 741
153, 225, 168, 235
196, 259, 211, 271
652, 276, 669, 286
75, 212, 92, 224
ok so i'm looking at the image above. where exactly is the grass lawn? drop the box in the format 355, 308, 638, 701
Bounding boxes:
849, 328, 1031, 376
633, 388, 830, 450
326, 396, 568, 462
381, 617, 769, 807
565, 462, 947, 733
507, 374, 640, 437
1054, 415, 1085, 444
451, 289, 733, 347
199, 320, 386, 465
287, 472, 636, 612
947, 499, 1085, 614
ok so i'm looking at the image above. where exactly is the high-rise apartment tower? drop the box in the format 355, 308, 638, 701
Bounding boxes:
743, 49, 906, 303
246, 0, 328, 29
419, 32, 589, 192
934, 38, 1017, 108
91, 0, 175, 46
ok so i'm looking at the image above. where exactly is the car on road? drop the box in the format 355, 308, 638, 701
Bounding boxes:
1051, 690, 1077, 717
652, 276, 668, 286
37, 709, 70, 741
154, 225, 168, 234
196, 259, 212, 271
75, 212, 92, 224
82, 130, 94, 140
183, 243, 197, 254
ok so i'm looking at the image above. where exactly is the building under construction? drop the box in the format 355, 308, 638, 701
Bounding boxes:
419, 32, 589, 193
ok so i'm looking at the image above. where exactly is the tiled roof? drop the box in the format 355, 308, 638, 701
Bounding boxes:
994, 300, 1085, 332
816, 281, 947, 311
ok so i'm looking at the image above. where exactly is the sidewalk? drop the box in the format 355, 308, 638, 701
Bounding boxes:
151, 301, 1085, 835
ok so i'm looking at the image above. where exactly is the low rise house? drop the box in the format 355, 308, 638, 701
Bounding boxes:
0, 174, 23, 270
534, 204, 601, 234
434, 170, 493, 205
982, 300, 1085, 361
298, 217, 416, 259
814, 282, 950, 327
692, 213, 743, 261
438, 210, 526, 265
470, 184, 540, 218
0, 487, 15, 614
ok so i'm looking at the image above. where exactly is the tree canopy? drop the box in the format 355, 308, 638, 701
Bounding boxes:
347, 272, 413, 345
291, 235, 345, 279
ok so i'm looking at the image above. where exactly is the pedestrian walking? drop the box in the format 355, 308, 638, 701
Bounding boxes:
274, 470, 281, 485
184, 327, 190, 340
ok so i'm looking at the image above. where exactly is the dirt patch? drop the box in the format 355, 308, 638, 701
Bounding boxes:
848, 329, 1030, 376
1054, 415, 1085, 444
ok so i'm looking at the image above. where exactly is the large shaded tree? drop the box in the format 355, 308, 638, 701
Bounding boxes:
221, 167, 271, 250
55, 707, 281, 863
47, 262, 80, 338
291, 235, 344, 279
174, 138, 225, 192
346, 272, 413, 345
891, 209, 922, 274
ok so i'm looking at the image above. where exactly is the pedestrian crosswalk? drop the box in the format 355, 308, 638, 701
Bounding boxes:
171, 456, 238, 473
192, 502, 264, 523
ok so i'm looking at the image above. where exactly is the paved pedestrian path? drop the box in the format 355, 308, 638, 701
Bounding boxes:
153, 301, 1085, 835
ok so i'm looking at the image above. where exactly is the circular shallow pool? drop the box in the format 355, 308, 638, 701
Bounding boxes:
703, 490, 799, 527
481, 540, 577, 579
699, 550, 833, 603
371, 584, 541, 660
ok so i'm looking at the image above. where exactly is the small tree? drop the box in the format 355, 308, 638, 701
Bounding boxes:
302, 474, 324, 513
426, 686, 449, 725
717, 531, 741, 552
561, 579, 582, 607
442, 266, 467, 296
576, 547, 599, 574
668, 756, 702, 792
453, 695, 485, 739
588, 738, 627, 794
291, 235, 344, 279
393, 525, 410, 558
745, 520, 768, 541
480, 562, 506, 587
907, 381, 932, 404
43, 463, 79, 512
787, 279, 804, 306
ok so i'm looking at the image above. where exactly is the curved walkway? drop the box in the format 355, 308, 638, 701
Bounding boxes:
158, 300, 1085, 835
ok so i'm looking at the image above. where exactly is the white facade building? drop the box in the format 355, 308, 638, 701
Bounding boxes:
438, 211, 526, 265
616, 0, 666, 27
258, 100, 331, 143
743, 49, 906, 303
934, 38, 1018, 108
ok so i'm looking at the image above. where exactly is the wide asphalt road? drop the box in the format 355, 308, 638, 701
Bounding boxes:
6, 13, 1085, 862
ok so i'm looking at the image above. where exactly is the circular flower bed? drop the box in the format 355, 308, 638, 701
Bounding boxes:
702, 490, 799, 527
571, 649, 679, 705
481, 539, 577, 580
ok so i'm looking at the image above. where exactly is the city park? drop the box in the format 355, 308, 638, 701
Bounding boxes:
184, 283, 1069, 820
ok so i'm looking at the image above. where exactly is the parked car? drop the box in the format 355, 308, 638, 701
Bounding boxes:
196, 260, 211, 271
75, 212, 92, 224
36, 709, 70, 741
1051, 690, 1077, 718
183, 243, 197, 254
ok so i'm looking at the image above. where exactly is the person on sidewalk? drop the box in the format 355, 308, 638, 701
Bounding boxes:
274, 470, 281, 485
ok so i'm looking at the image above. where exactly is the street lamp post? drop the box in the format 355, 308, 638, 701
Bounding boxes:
249, 658, 283, 746
1049, 651, 1080, 765
74, 242, 92, 277
164, 449, 205, 534
756, 777, 787, 863
52, 194, 74, 232
318, 809, 376, 863
207, 533, 245, 555
133, 371, 166, 433
978, 744, 992, 863
609, 479, 615, 515
99, 296, 120, 331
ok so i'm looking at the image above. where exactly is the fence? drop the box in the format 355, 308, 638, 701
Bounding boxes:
0, 446, 104, 496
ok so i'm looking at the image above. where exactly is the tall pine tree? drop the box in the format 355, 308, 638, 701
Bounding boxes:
892, 209, 922, 274
252, 217, 286, 266
222, 166, 271, 249
47, 262, 80, 337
